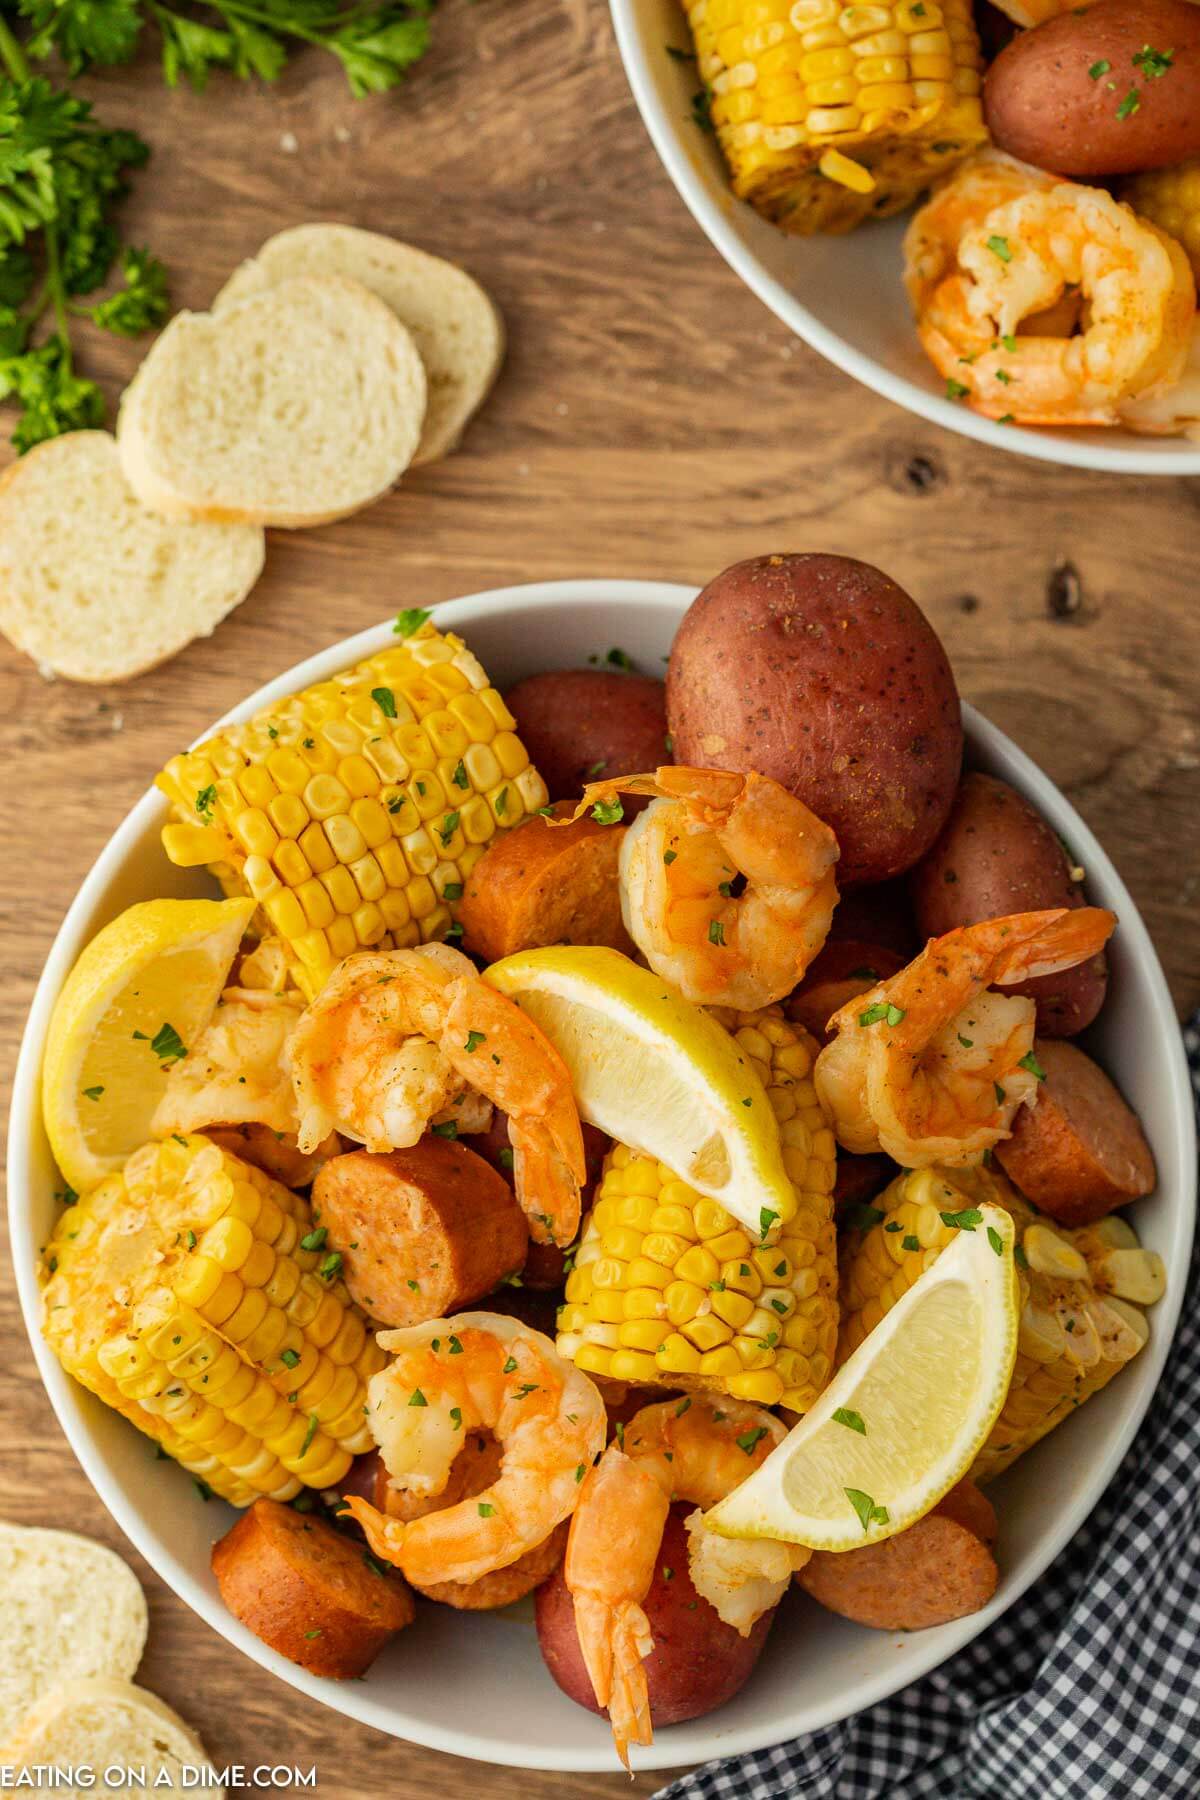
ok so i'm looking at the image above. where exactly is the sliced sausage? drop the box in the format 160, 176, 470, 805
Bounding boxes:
995, 1040, 1156, 1226
212, 1498, 413, 1677
932, 1478, 997, 1547
799, 1512, 998, 1631
312, 1141, 528, 1326
457, 804, 633, 963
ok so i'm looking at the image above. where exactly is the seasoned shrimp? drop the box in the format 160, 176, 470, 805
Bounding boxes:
814, 909, 1116, 1168
341, 1314, 605, 1588
1121, 320, 1200, 438
287, 942, 585, 1245
563, 766, 839, 1010
906, 154, 1195, 424
566, 1398, 806, 1765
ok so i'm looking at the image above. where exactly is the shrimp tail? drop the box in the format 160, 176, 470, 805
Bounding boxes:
573, 1593, 655, 1770
991, 906, 1116, 984
341, 1496, 408, 1571
509, 1117, 582, 1247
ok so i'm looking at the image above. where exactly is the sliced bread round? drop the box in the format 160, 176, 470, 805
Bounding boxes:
2, 1679, 222, 1795
0, 432, 265, 683
0, 1524, 148, 1747
217, 223, 503, 465
117, 275, 427, 527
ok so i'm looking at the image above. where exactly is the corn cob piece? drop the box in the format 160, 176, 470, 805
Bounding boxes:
1123, 162, 1200, 281
156, 623, 549, 999
557, 1008, 837, 1410
685, 0, 987, 234
837, 1166, 1163, 1483
42, 1135, 386, 1507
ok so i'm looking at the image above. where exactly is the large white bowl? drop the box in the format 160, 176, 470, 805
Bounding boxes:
610, 0, 1200, 477
8, 580, 1196, 1773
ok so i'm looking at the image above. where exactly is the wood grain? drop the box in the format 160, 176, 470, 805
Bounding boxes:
1, 0, 1197, 1791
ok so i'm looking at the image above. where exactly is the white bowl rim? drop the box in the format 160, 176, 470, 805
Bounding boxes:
6, 576, 1195, 1772
608, 0, 1200, 478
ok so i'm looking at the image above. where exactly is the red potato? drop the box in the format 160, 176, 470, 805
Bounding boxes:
505, 669, 669, 805
994, 1039, 1156, 1225
312, 1141, 528, 1327
536, 1504, 776, 1727
984, 1, 1200, 177
827, 880, 921, 957
212, 1498, 414, 1678
787, 939, 905, 1044
667, 555, 962, 885
910, 773, 1108, 1036
833, 1151, 899, 1216
799, 1502, 998, 1632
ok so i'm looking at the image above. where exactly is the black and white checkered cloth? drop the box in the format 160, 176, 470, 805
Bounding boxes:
656, 1019, 1200, 1800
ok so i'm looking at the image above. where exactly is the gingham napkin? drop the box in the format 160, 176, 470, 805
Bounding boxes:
656, 1019, 1200, 1800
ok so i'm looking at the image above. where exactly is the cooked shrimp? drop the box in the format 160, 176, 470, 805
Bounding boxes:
1120, 320, 1200, 438
814, 908, 1116, 1168
906, 155, 1195, 424
565, 1397, 807, 1765
562, 766, 839, 1009
341, 1314, 605, 1589
287, 942, 585, 1245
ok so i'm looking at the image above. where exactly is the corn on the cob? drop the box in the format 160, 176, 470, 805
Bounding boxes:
156, 624, 549, 999
837, 1165, 1163, 1483
685, 0, 987, 234
1124, 162, 1200, 280
557, 1008, 837, 1410
42, 1135, 386, 1507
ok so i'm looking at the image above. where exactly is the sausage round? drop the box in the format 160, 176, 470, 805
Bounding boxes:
994, 1040, 1156, 1225
211, 1498, 413, 1677
312, 1140, 529, 1326
457, 805, 632, 963
799, 1511, 997, 1632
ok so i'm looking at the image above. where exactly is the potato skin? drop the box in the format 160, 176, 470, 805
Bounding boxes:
910, 772, 1108, 1036
667, 555, 962, 885
212, 1498, 413, 1678
505, 669, 668, 802
984, 1, 1200, 177
536, 1504, 775, 1726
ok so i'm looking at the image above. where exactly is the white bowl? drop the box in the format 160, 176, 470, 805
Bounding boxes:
8, 579, 1196, 1773
610, 0, 1200, 477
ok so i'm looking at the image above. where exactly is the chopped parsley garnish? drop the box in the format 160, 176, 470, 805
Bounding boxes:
448, 1335, 463, 1354
194, 784, 217, 821
300, 1227, 327, 1252
1088, 58, 1111, 79
431, 1120, 458, 1140
443, 881, 463, 902
148, 1021, 186, 1064
1116, 87, 1141, 119
394, 608, 431, 638
1132, 46, 1173, 80
1018, 1050, 1047, 1080
958, 1034, 974, 1049
987, 1225, 1005, 1257
437, 811, 460, 845
503, 1356, 518, 1374
451, 759, 468, 789
663, 849, 677, 864
464, 1030, 486, 1054
845, 1487, 889, 1532
833, 1407, 866, 1435
848, 966, 879, 981
574, 1463, 585, 1482
606, 646, 633, 669
858, 1002, 905, 1027
759, 1207, 779, 1240
736, 1427, 769, 1456
300, 1413, 319, 1457
319, 1251, 343, 1281
902, 1234, 921, 1252
708, 919, 726, 946
994, 1082, 1007, 1105
408, 1388, 427, 1408
675, 1397, 692, 1417
946, 377, 970, 400
478, 1501, 495, 1516
586, 759, 607, 776
82, 1085, 104, 1101
939, 1208, 982, 1232
371, 686, 397, 719
1014, 1243, 1030, 1270
450, 1406, 462, 1429
495, 787, 508, 815
185, 1229, 196, 1249
280, 1348, 301, 1370
592, 798, 624, 826
986, 234, 1012, 263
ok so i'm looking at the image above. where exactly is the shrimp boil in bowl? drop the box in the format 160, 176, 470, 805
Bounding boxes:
563, 766, 839, 1011
905, 153, 1196, 425
565, 1397, 805, 1766
287, 942, 585, 1245
341, 1313, 606, 1588
814, 908, 1116, 1168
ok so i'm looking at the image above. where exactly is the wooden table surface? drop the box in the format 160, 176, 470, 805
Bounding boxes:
1, 1, 1198, 1792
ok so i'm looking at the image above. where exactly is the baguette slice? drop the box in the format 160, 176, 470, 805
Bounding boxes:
217, 224, 503, 465
0, 432, 264, 683
117, 275, 427, 527
2, 1679, 223, 1796
0, 1524, 148, 1745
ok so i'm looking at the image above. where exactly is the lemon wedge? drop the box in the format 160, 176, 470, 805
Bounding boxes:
484, 946, 797, 1237
706, 1201, 1019, 1550
42, 896, 254, 1193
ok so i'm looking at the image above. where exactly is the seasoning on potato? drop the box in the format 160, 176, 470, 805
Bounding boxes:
666, 554, 963, 885
984, 0, 1200, 177
504, 667, 668, 804
910, 771, 1109, 1035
